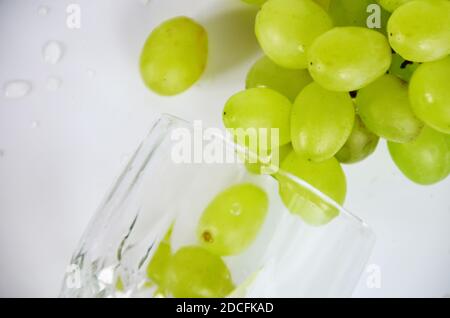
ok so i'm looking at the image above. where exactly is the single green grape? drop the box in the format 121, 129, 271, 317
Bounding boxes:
246, 56, 312, 102
197, 183, 268, 256
377, 0, 413, 12
308, 27, 392, 92
388, 126, 450, 185
387, 0, 450, 62
139, 16, 208, 96
329, 0, 390, 34
223, 88, 292, 150
446, 136, 450, 173
314, 0, 331, 11
115, 276, 124, 292
242, 0, 267, 5
356, 74, 424, 143
245, 143, 292, 175
291, 82, 355, 162
146, 226, 173, 294
166, 246, 234, 298
389, 53, 420, 82
277, 151, 347, 226
146, 242, 171, 288
409, 56, 450, 134
255, 0, 332, 69
336, 115, 380, 164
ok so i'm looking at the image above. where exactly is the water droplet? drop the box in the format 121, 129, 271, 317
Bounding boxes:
87, 69, 96, 78
230, 202, 241, 216
3, 80, 32, 99
0, 149, 4, 157
45, 76, 61, 91
30, 121, 40, 129
140, 0, 150, 5
37, 5, 49, 16
43, 41, 64, 64
297, 44, 305, 53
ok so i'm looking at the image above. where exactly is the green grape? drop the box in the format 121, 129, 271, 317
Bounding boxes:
246, 56, 312, 102
223, 88, 292, 150
388, 126, 450, 185
255, 0, 332, 69
291, 82, 355, 162
409, 56, 450, 134
356, 74, 424, 143
166, 246, 234, 298
387, 0, 450, 62
197, 183, 268, 256
377, 0, 413, 12
139, 17, 208, 96
446, 136, 450, 173
328, 0, 390, 34
242, 0, 267, 5
336, 115, 380, 164
308, 27, 392, 92
277, 151, 347, 226
245, 143, 292, 175
115, 276, 124, 292
388, 53, 420, 82
146, 242, 170, 287
146, 227, 173, 294
314, 0, 331, 11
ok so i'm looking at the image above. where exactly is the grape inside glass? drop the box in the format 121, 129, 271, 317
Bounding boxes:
60, 114, 375, 298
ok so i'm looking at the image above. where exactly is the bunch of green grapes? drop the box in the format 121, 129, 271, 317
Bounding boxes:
137, 0, 450, 298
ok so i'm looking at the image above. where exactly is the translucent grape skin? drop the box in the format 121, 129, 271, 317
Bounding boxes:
387, 0, 450, 62
245, 143, 292, 175
197, 183, 268, 256
291, 82, 355, 162
140, 17, 208, 96
328, 0, 390, 34
165, 246, 234, 298
223, 88, 292, 149
336, 115, 380, 164
308, 27, 392, 92
377, 0, 412, 12
277, 151, 347, 226
388, 53, 420, 82
255, 0, 332, 69
246, 56, 312, 102
409, 56, 450, 134
356, 74, 424, 143
388, 126, 450, 185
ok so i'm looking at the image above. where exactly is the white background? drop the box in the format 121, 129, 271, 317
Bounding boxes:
0, 0, 449, 297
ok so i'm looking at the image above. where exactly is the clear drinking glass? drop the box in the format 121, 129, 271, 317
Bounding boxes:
60, 114, 375, 298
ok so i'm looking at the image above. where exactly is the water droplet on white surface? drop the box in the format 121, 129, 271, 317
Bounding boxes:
37, 5, 49, 16
3, 80, 32, 99
45, 76, 61, 91
30, 121, 40, 129
140, 0, 150, 5
43, 41, 64, 64
0, 149, 4, 157
87, 69, 96, 78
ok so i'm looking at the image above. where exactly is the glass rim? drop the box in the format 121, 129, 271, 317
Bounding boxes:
151, 112, 374, 233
